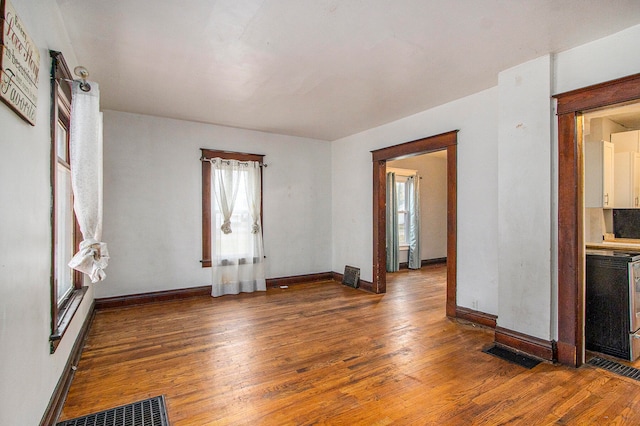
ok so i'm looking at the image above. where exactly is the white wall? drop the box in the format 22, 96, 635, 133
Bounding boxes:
100, 110, 332, 298
0, 1, 96, 425
497, 55, 553, 340
554, 24, 640, 95
548, 23, 640, 340
585, 117, 628, 144
389, 153, 448, 262
331, 87, 500, 315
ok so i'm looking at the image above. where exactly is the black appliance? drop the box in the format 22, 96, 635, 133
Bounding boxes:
585, 249, 640, 361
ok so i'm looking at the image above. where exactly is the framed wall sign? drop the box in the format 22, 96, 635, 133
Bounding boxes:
0, 0, 40, 125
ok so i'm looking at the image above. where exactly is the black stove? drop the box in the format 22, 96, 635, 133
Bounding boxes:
586, 249, 640, 262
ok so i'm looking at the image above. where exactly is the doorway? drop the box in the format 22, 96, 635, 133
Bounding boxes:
555, 73, 640, 367
371, 130, 458, 317
386, 151, 448, 271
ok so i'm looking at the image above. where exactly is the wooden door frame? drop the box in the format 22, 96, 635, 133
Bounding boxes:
554, 73, 640, 367
371, 130, 458, 317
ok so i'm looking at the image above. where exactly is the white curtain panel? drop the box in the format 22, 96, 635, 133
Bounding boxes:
210, 158, 266, 297
245, 161, 262, 235
68, 81, 109, 283
212, 159, 241, 234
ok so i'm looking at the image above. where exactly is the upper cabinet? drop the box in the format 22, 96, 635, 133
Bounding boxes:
612, 130, 640, 153
585, 140, 615, 208
614, 152, 640, 208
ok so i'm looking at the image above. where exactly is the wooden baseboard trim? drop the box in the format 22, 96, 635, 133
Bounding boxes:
96, 273, 340, 310
356, 280, 374, 292
494, 326, 556, 362
455, 307, 497, 329
40, 302, 95, 426
423, 257, 447, 266
95, 286, 212, 310
267, 272, 334, 288
399, 257, 447, 269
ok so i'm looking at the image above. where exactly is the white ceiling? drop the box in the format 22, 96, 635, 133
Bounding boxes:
55, 0, 640, 141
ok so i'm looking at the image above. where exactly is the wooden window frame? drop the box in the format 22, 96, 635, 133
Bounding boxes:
49, 51, 85, 353
200, 149, 264, 268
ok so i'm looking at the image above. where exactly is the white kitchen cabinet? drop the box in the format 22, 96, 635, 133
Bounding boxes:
585, 140, 615, 208
615, 152, 640, 208
612, 130, 640, 153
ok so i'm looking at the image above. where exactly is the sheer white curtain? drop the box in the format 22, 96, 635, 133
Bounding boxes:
68, 81, 109, 283
213, 159, 241, 235
210, 158, 266, 297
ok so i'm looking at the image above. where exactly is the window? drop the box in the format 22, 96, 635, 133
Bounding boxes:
49, 51, 85, 353
213, 172, 251, 258
395, 176, 410, 246
388, 168, 414, 247
200, 149, 264, 267
55, 119, 75, 303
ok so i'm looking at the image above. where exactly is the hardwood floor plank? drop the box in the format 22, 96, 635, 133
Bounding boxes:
58, 266, 640, 425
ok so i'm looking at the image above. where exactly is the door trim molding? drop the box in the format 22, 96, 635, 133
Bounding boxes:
370, 130, 458, 317
554, 73, 640, 367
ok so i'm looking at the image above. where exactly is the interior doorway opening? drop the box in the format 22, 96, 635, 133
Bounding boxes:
555, 73, 640, 367
371, 130, 458, 317
582, 101, 640, 364
386, 151, 448, 273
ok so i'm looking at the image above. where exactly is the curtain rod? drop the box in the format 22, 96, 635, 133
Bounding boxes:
201, 157, 268, 168
55, 77, 92, 92
55, 65, 93, 92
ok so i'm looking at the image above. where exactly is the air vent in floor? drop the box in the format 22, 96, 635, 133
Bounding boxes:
342, 265, 360, 288
56, 395, 168, 426
588, 356, 640, 381
482, 344, 542, 369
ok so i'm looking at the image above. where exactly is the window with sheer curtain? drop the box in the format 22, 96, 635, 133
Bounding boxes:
386, 167, 421, 272
395, 176, 409, 246
50, 51, 84, 353
54, 91, 78, 307
200, 149, 266, 297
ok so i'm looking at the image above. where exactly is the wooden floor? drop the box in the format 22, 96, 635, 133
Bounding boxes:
59, 264, 640, 425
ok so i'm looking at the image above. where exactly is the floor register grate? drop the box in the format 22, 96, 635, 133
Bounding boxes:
482, 344, 542, 369
588, 356, 640, 381
342, 265, 360, 288
56, 395, 169, 426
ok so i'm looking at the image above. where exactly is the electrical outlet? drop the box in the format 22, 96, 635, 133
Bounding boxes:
472, 299, 478, 310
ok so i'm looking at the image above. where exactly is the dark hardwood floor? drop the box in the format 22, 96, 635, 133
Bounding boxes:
58, 264, 640, 425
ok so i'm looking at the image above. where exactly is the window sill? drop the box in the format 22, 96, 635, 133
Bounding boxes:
399, 245, 410, 251
50, 286, 88, 354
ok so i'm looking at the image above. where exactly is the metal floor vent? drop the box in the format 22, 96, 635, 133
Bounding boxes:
57, 395, 168, 426
342, 265, 360, 288
588, 356, 640, 381
482, 344, 541, 369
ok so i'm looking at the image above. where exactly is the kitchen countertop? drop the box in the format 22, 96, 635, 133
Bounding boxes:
586, 241, 640, 252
